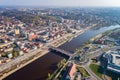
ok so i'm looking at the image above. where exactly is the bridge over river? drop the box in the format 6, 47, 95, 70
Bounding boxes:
49, 46, 73, 57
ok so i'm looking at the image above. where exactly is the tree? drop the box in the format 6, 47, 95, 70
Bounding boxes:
57, 62, 61, 68
12, 51, 19, 57
1, 52, 7, 57
47, 73, 51, 80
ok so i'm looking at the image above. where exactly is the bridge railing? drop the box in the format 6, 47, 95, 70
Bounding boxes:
49, 46, 73, 57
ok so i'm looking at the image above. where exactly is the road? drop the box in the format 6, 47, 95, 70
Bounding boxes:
72, 45, 119, 80
0, 28, 86, 79
0, 48, 49, 80
0, 26, 106, 79
83, 46, 109, 80
84, 65, 102, 80
53, 61, 69, 80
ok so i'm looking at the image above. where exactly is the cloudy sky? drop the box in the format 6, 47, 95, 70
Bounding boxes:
0, 0, 120, 7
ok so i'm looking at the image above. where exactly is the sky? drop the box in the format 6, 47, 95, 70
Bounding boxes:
0, 0, 120, 7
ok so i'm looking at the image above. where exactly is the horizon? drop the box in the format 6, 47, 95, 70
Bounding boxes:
1, 5, 120, 9
0, 0, 120, 7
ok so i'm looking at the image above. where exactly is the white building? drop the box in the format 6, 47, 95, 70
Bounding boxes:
103, 51, 120, 73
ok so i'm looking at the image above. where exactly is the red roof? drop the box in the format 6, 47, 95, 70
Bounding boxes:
68, 64, 76, 78
29, 34, 38, 40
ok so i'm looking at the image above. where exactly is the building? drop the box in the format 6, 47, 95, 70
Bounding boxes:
14, 28, 20, 35
27, 32, 38, 41
6, 52, 13, 59
103, 51, 120, 73
68, 63, 76, 80
0, 57, 11, 64
19, 51, 24, 56
62, 63, 76, 80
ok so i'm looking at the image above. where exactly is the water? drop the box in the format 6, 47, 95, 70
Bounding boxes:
59, 25, 120, 52
4, 53, 64, 80
4, 25, 120, 80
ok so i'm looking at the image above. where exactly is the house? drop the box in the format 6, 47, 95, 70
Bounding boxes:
6, 52, 13, 58
27, 32, 38, 41
67, 64, 76, 80
5, 47, 13, 52
34, 43, 43, 48
0, 57, 4, 64
19, 51, 24, 56
62, 63, 76, 80
0, 57, 11, 64
22, 47, 29, 53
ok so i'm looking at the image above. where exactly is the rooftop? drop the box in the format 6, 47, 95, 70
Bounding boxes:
104, 50, 120, 73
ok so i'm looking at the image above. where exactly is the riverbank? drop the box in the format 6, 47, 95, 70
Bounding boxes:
0, 29, 85, 80
3, 25, 120, 80
0, 50, 49, 80
0, 26, 95, 80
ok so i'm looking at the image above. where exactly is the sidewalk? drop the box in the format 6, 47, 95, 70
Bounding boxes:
0, 49, 49, 80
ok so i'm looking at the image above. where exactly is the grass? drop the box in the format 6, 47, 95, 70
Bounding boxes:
102, 30, 112, 36
47, 67, 61, 80
76, 66, 90, 78
89, 64, 103, 79
47, 59, 66, 80
80, 56, 86, 62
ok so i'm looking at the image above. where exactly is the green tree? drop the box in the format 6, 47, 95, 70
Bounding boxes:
12, 51, 19, 57
1, 52, 7, 57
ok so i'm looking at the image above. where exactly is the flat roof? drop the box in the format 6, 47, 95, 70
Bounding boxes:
105, 51, 120, 73
108, 66, 120, 73
111, 54, 120, 66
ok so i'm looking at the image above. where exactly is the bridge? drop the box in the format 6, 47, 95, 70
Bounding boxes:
49, 46, 73, 57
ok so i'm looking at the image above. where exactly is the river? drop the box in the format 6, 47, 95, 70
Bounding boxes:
3, 25, 120, 80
